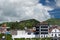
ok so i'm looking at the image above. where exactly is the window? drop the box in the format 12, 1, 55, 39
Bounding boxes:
36, 29, 39, 31
41, 29, 48, 31
55, 34, 57, 37
52, 34, 53, 36
34, 31, 39, 35
59, 34, 60, 36
41, 26, 48, 28
41, 32, 48, 34
41, 35, 43, 37
27, 32, 31, 35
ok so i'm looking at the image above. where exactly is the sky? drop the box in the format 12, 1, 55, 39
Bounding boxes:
0, 0, 60, 23
40, 0, 60, 18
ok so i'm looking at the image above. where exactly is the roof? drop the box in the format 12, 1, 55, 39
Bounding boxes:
40, 21, 48, 25
49, 25, 60, 33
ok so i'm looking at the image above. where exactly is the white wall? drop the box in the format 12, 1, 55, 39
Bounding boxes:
49, 28, 60, 37
12, 30, 35, 38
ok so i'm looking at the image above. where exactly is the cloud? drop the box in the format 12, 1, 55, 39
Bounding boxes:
55, 0, 60, 7
0, 0, 53, 23
45, 0, 50, 3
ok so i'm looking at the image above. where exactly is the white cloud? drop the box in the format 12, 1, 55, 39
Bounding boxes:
55, 0, 60, 7
0, 0, 53, 23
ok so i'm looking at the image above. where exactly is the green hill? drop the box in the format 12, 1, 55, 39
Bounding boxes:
46, 18, 60, 25
0, 19, 39, 30
0, 18, 60, 29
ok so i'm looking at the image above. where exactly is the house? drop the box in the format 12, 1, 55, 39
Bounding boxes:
11, 22, 60, 40
49, 25, 60, 40
0, 23, 10, 34
1, 23, 60, 40
12, 22, 50, 40
12, 30, 36, 40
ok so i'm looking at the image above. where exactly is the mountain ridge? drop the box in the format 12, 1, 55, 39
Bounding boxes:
0, 18, 60, 29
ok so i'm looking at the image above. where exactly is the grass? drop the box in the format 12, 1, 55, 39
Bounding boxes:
14, 38, 51, 40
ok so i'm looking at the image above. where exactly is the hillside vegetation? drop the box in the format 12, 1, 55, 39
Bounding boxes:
0, 18, 60, 29
46, 18, 60, 25
0, 19, 39, 30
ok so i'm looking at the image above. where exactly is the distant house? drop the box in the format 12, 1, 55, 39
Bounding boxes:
0, 23, 10, 34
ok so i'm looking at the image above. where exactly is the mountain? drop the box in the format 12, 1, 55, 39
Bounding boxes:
46, 18, 60, 25
0, 18, 60, 30
0, 19, 40, 30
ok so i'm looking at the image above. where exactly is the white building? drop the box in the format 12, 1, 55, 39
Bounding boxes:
49, 26, 60, 37
11, 25, 60, 40
12, 30, 35, 40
